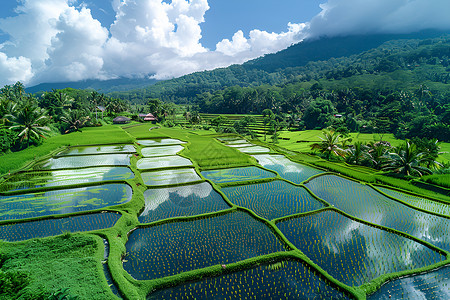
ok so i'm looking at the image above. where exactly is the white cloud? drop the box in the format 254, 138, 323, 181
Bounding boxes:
0, 52, 34, 85
308, 0, 450, 38
0, 0, 450, 87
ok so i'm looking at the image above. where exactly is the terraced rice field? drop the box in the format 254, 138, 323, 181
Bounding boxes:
201, 166, 275, 184
0, 212, 121, 242
124, 211, 287, 280
1, 132, 449, 299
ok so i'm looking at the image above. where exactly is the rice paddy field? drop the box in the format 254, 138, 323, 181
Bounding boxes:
0, 123, 449, 299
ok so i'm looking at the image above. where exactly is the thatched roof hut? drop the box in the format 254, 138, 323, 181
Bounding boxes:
113, 116, 131, 124
144, 113, 157, 122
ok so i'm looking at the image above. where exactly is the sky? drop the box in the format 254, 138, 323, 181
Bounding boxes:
0, 0, 449, 87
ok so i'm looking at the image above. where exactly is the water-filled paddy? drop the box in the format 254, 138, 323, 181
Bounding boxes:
201, 167, 275, 184
56, 145, 136, 156
141, 145, 184, 157
225, 139, 249, 145
34, 154, 132, 170
277, 210, 445, 286
305, 175, 450, 252
237, 146, 270, 153
375, 186, 450, 216
226, 143, 254, 148
141, 169, 201, 186
137, 139, 186, 146
148, 260, 351, 300
139, 182, 230, 223
222, 181, 323, 220
124, 211, 286, 280
253, 154, 324, 184
0, 167, 134, 192
0, 184, 132, 221
0, 212, 121, 242
368, 264, 450, 300
136, 156, 193, 170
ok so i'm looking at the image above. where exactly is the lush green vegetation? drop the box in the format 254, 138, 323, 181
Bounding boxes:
0, 124, 449, 299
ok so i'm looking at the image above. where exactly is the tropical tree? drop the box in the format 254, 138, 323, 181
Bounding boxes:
310, 129, 348, 160
262, 109, 274, 141
366, 141, 390, 169
8, 102, 51, 148
60, 109, 90, 133
382, 141, 432, 176
345, 141, 370, 165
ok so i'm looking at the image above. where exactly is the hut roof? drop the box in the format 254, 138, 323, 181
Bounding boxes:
144, 113, 157, 121
113, 116, 131, 124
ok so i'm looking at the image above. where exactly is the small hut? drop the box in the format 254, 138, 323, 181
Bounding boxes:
113, 116, 131, 124
144, 113, 158, 123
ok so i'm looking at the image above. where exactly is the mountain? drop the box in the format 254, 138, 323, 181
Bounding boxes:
26, 77, 158, 94
113, 29, 450, 104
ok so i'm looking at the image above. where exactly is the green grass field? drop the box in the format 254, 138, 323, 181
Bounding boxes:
277, 130, 449, 164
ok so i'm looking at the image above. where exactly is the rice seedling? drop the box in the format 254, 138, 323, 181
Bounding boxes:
0, 212, 121, 242
147, 260, 351, 299
141, 168, 202, 186
215, 136, 241, 142
137, 139, 186, 147
375, 186, 450, 216
222, 180, 323, 220
33, 154, 132, 170
0, 184, 132, 221
141, 145, 184, 157
136, 156, 193, 170
0, 167, 134, 192
305, 175, 450, 252
368, 264, 450, 299
123, 211, 286, 280
201, 167, 275, 184
236, 146, 271, 154
139, 182, 230, 223
277, 210, 445, 287
56, 145, 136, 156
253, 154, 324, 184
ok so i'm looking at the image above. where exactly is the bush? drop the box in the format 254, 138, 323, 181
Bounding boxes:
0, 128, 18, 153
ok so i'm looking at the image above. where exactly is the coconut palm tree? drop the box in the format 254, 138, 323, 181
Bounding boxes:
382, 141, 432, 176
60, 109, 90, 133
367, 141, 390, 169
310, 129, 348, 160
8, 102, 50, 148
345, 141, 370, 165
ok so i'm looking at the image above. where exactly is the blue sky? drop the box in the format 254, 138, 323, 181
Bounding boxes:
0, 0, 449, 87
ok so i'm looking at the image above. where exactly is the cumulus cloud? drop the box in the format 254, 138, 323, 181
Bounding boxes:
0, 0, 450, 86
307, 0, 450, 38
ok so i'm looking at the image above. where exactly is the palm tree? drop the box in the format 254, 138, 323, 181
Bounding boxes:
367, 141, 390, 169
345, 141, 369, 165
60, 109, 90, 133
382, 141, 432, 176
310, 129, 348, 160
8, 102, 50, 148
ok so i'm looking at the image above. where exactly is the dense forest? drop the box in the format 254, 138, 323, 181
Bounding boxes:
108, 33, 450, 141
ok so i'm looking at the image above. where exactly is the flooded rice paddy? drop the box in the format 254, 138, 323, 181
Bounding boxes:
0, 184, 131, 221
141, 168, 201, 186
201, 166, 275, 184
1, 138, 448, 299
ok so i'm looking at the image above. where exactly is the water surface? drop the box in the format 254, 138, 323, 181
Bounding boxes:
277, 210, 445, 286
202, 167, 275, 184
124, 211, 286, 280
0, 184, 132, 221
139, 182, 230, 223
